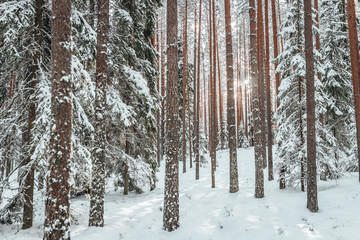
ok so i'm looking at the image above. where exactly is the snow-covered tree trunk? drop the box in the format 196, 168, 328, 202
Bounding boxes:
224, 0, 239, 193
43, 0, 72, 239
250, 0, 264, 199
22, 0, 43, 230
163, 0, 180, 232
304, 0, 319, 213
89, 0, 109, 227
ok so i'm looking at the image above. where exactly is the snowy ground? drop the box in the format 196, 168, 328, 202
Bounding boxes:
2, 147, 360, 240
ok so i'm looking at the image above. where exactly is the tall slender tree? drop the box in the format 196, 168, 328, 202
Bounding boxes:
22, 0, 43, 229
304, 0, 318, 213
43, 0, 72, 238
195, 0, 202, 180
346, 0, 360, 181
182, 0, 188, 173
89, 0, 109, 227
163, 0, 180, 231
224, 0, 239, 193
257, 0, 268, 168
250, 0, 265, 198
264, 0, 274, 180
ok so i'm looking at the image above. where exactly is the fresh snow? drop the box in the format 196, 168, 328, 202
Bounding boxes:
1, 147, 360, 240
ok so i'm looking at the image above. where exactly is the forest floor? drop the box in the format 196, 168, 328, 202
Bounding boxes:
2, 147, 360, 240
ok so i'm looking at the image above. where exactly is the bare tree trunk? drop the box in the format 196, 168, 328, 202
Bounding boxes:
89, 0, 109, 227
209, 0, 216, 188
257, 0, 267, 168
182, 0, 188, 173
250, 0, 264, 199
22, 0, 43, 230
156, 15, 161, 167
304, 0, 319, 213
243, 21, 249, 139
277, 1, 284, 52
163, 0, 180, 231
161, 22, 166, 162
264, 0, 273, 181
271, 0, 280, 97
195, 0, 202, 180
346, 0, 360, 182
43, 0, 72, 238
216, 31, 224, 150
224, 0, 239, 193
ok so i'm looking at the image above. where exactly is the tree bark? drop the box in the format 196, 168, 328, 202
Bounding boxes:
163, 0, 180, 231
43, 0, 72, 238
304, 0, 319, 213
346, 0, 360, 182
271, 0, 280, 97
250, 0, 264, 199
264, 0, 274, 180
224, 0, 239, 193
182, 0, 188, 173
89, 0, 109, 227
195, 0, 202, 180
257, 0, 268, 168
22, 0, 43, 230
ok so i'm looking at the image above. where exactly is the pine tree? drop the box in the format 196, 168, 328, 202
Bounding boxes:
224, 0, 239, 193
346, 0, 360, 182
276, 0, 307, 189
319, 0, 354, 179
43, 0, 72, 238
304, 0, 318, 213
249, 0, 264, 198
163, 0, 180, 231
89, 0, 109, 227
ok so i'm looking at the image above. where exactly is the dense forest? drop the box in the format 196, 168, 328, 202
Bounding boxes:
0, 0, 360, 239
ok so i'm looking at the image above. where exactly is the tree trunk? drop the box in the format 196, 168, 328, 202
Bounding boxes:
243, 21, 249, 139
224, 0, 239, 193
257, 0, 268, 168
250, 0, 264, 199
195, 0, 202, 180
161, 22, 166, 162
156, 15, 161, 167
209, 0, 216, 188
346, 0, 360, 182
264, 0, 274, 181
43, 0, 72, 238
163, 0, 180, 231
22, 0, 43, 230
89, 0, 109, 227
182, 0, 188, 173
216, 31, 224, 150
271, 0, 280, 97
304, 0, 319, 213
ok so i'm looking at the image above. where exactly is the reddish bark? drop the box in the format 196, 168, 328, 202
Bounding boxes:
182, 0, 188, 173
43, 0, 72, 238
264, 0, 274, 180
257, 0, 268, 168
89, 0, 109, 227
346, 0, 360, 182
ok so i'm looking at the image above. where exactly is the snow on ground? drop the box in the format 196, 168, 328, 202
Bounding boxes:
2, 147, 360, 240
